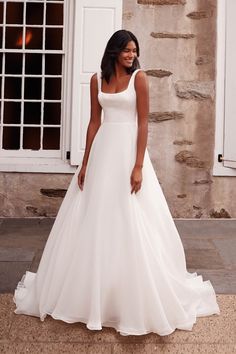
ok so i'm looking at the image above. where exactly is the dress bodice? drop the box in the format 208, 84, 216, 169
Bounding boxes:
97, 69, 141, 124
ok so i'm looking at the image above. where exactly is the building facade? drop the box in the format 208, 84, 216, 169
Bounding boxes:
0, 0, 235, 218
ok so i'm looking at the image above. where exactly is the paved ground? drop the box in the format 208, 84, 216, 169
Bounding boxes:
0, 218, 236, 353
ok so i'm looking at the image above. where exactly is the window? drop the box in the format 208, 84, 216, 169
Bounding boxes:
0, 0, 70, 172
0, 0, 123, 172
214, 0, 236, 176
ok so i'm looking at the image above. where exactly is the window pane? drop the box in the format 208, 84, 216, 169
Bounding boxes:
44, 78, 61, 100
24, 102, 41, 124
43, 103, 61, 125
5, 53, 22, 74
6, 2, 24, 24
43, 127, 60, 149
46, 3, 63, 25
6, 27, 23, 49
3, 126, 20, 149
45, 54, 62, 75
0, 2, 3, 23
0, 27, 2, 48
26, 3, 44, 25
25, 53, 42, 75
0, 53, 2, 71
23, 127, 40, 150
24, 78, 41, 99
25, 27, 43, 49
4, 77, 22, 99
45, 28, 62, 50
4, 101, 21, 124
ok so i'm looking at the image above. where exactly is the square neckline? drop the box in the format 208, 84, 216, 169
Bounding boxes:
100, 69, 139, 95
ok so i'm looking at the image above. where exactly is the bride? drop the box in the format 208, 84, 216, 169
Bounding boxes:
13, 29, 220, 336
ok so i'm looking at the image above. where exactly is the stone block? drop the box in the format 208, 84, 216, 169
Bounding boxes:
175, 150, 205, 168
174, 81, 215, 100
137, 0, 186, 5
149, 111, 184, 122
151, 31, 195, 39
187, 11, 212, 20
145, 69, 172, 77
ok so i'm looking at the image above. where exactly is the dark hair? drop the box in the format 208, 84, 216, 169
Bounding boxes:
101, 30, 140, 83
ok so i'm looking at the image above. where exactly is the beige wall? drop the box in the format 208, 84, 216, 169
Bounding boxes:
1, 0, 236, 218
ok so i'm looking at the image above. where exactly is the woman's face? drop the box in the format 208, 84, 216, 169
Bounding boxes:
117, 40, 137, 68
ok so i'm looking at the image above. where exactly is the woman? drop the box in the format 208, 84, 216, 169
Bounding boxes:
13, 30, 220, 336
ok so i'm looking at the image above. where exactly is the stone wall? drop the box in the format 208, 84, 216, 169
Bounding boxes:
1, 0, 236, 218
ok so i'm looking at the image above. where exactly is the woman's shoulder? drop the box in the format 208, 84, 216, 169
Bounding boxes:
135, 69, 147, 79
134, 69, 148, 89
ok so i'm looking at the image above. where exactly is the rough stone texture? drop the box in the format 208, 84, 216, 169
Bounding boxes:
40, 188, 67, 198
173, 139, 193, 145
146, 69, 172, 77
151, 31, 195, 39
175, 150, 206, 168
187, 11, 212, 20
137, 0, 186, 5
175, 81, 215, 100
209, 208, 231, 219
195, 55, 211, 65
193, 179, 213, 185
0, 173, 72, 217
149, 111, 184, 122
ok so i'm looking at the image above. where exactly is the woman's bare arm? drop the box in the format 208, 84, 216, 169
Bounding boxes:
81, 73, 102, 167
134, 70, 149, 168
130, 71, 149, 194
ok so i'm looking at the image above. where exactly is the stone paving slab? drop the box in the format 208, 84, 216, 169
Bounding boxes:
0, 218, 236, 294
0, 262, 31, 293
0, 294, 235, 354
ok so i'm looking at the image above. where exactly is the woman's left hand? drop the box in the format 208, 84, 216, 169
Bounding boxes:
130, 166, 142, 194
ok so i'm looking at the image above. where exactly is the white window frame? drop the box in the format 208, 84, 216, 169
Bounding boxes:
0, 0, 76, 173
213, 0, 236, 176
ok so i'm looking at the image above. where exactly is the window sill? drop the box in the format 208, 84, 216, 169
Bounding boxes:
0, 158, 77, 173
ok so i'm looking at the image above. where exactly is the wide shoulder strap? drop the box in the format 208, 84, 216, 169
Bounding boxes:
130, 68, 143, 88
96, 71, 102, 92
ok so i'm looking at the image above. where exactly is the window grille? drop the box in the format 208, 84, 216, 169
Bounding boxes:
0, 0, 64, 158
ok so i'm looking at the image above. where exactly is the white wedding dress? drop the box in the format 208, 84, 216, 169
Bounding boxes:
13, 69, 220, 336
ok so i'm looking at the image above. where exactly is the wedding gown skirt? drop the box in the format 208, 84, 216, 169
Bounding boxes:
13, 69, 220, 336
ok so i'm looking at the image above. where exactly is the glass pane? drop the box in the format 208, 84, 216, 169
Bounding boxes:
25, 27, 43, 49
45, 28, 62, 50
6, 27, 23, 49
45, 54, 62, 75
26, 2, 44, 25
23, 127, 40, 150
3, 101, 21, 124
5, 53, 22, 74
25, 53, 42, 75
3, 126, 20, 149
0, 53, 2, 71
4, 77, 22, 99
44, 78, 61, 100
6, 2, 23, 24
0, 101, 1, 123
0, 2, 3, 23
24, 102, 41, 124
43, 103, 61, 125
0, 27, 2, 48
46, 4, 63, 25
43, 128, 60, 149
24, 78, 41, 99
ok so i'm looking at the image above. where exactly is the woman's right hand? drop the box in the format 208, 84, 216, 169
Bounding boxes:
78, 164, 87, 190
